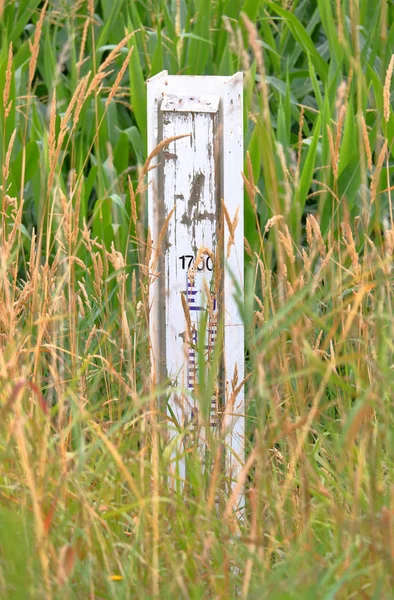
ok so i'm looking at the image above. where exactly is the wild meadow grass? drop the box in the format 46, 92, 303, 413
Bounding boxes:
0, 0, 394, 597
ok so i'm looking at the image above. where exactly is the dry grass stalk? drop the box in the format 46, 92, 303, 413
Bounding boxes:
278, 225, 295, 264
28, 1, 48, 90
310, 179, 340, 204
85, 70, 112, 100
264, 215, 283, 234
92, 252, 103, 301
370, 140, 388, 203
383, 54, 394, 123
335, 81, 347, 160
150, 206, 176, 274
128, 175, 138, 224
306, 214, 326, 257
77, 280, 91, 308
60, 76, 90, 131
48, 90, 57, 171
3, 42, 12, 110
46, 72, 89, 194
296, 105, 305, 183
244, 236, 253, 258
360, 115, 373, 170
301, 248, 312, 273
306, 218, 313, 248
188, 245, 214, 286
105, 46, 134, 107
72, 73, 91, 128
180, 292, 192, 348
384, 228, 394, 257
88, 0, 94, 19
77, 17, 90, 76
276, 142, 292, 214
222, 200, 239, 258
136, 134, 191, 196
12, 396, 51, 596
99, 31, 137, 73
341, 221, 361, 277
241, 13, 270, 122
326, 124, 338, 180
2, 128, 16, 183
243, 152, 256, 209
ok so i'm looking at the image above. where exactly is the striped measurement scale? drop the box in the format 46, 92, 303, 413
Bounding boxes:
147, 72, 244, 491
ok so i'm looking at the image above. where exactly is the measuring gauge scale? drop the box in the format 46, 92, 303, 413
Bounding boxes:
161, 95, 221, 442
148, 73, 244, 492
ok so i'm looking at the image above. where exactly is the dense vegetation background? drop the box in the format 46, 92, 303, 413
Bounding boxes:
0, 0, 394, 597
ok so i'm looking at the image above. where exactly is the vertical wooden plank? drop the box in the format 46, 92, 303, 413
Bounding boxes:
147, 73, 244, 493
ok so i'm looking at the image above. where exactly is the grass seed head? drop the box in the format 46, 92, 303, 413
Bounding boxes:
384, 54, 394, 123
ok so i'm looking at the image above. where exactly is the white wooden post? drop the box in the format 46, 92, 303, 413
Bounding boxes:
147, 72, 244, 492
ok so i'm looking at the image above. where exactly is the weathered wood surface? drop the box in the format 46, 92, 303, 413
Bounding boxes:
147, 72, 244, 490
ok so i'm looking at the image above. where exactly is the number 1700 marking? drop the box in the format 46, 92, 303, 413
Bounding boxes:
179, 255, 213, 271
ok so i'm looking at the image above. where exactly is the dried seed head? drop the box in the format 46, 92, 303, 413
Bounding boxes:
306, 218, 313, 248
77, 17, 90, 76
128, 175, 137, 224
384, 54, 394, 123
278, 225, 295, 264
222, 200, 239, 258
99, 31, 136, 73
244, 236, 253, 258
78, 280, 91, 308
180, 291, 192, 347
335, 103, 346, 160
92, 252, 103, 300
28, 1, 48, 90
384, 229, 394, 257
264, 215, 283, 234
136, 134, 191, 196
335, 80, 347, 112
306, 214, 325, 257
2, 128, 16, 182
188, 245, 214, 286
370, 140, 388, 204
312, 247, 334, 292
341, 221, 361, 277
3, 43, 13, 109
105, 45, 134, 107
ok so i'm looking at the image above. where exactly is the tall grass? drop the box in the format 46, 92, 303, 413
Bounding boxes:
0, 0, 393, 597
